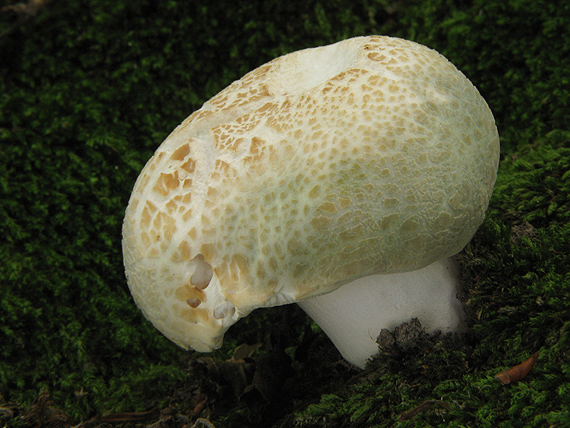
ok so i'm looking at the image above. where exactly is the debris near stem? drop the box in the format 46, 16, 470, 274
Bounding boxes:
0, 0, 52, 39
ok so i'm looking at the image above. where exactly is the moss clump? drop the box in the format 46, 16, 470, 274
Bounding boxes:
492, 130, 570, 226
1, 0, 570, 426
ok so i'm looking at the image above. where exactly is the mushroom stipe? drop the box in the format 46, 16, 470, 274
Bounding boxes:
122, 36, 499, 368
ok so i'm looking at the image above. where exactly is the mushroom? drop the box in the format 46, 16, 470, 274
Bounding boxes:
122, 36, 499, 368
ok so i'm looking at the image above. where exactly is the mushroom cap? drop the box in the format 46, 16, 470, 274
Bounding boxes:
122, 36, 499, 352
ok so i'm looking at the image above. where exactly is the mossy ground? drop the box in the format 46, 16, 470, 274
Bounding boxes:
1, 0, 569, 427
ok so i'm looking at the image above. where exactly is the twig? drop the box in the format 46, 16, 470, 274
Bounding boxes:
399, 400, 452, 421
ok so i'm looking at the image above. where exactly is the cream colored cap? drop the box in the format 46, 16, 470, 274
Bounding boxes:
122, 36, 499, 352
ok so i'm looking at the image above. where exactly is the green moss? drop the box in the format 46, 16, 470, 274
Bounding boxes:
1, 0, 569, 426
492, 130, 570, 225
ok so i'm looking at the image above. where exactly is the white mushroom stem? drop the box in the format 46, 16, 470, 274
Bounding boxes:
297, 257, 465, 369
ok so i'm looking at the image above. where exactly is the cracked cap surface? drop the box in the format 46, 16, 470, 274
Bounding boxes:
122, 36, 500, 352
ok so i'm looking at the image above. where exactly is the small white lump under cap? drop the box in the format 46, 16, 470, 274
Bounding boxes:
122, 36, 499, 363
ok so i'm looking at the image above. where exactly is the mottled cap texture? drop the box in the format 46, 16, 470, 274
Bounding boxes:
122, 36, 500, 352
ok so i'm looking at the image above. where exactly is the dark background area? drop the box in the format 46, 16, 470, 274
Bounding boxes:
1, 0, 569, 426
